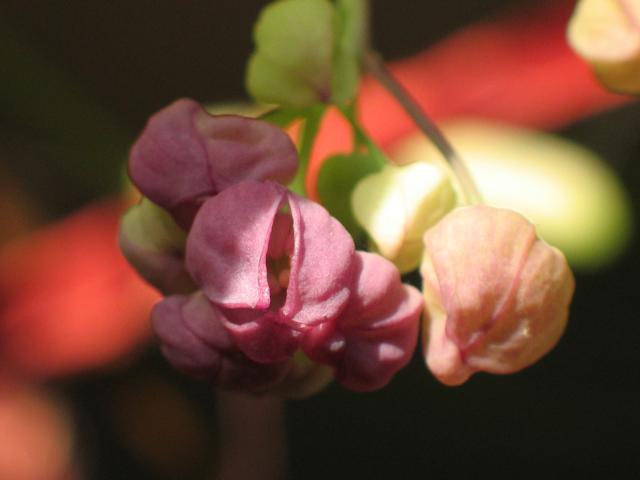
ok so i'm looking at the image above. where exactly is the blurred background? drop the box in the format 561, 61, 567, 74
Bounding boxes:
1, 0, 639, 478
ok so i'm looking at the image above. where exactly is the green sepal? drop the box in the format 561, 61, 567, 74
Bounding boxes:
332, 0, 366, 104
246, 0, 365, 108
246, 0, 334, 107
259, 107, 308, 128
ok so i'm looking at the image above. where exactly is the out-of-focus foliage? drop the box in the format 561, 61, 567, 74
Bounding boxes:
392, 120, 633, 270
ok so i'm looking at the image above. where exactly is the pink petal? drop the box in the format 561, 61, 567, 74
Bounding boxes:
305, 252, 422, 391
424, 206, 537, 352
152, 293, 290, 391
129, 98, 298, 227
220, 308, 301, 364
282, 191, 355, 326
186, 181, 286, 309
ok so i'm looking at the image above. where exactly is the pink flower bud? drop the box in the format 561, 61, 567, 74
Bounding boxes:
421, 206, 575, 386
128, 98, 298, 228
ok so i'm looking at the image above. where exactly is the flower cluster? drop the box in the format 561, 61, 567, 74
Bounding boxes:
121, 98, 422, 395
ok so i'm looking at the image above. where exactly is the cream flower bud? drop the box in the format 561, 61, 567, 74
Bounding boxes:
421, 206, 575, 386
567, 0, 640, 95
351, 161, 456, 273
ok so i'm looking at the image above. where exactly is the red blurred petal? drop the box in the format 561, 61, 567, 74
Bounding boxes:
307, 0, 630, 198
0, 382, 75, 480
0, 200, 159, 378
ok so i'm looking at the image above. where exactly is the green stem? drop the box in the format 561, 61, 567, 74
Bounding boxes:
289, 105, 325, 196
338, 103, 386, 169
362, 50, 483, 205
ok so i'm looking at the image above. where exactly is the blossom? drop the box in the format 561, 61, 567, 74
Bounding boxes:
128, 98, 298, 228
123, 99, 422, 393
186, 180, 356, 363
246, 0, 365, 106
351, 161, 456, 273
568, 0, 640, 95
421, 206, 575, 386
183, 180, 422, 391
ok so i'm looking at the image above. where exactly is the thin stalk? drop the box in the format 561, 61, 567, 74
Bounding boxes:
362, 50, 483, 205
215, 392, 288, 480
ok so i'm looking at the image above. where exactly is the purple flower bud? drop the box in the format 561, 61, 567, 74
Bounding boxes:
128, 98, 298, 228
186, 180, 356, 363
304, 252, 423, 391
152, 292, 290, 392
421, 206, 575, 386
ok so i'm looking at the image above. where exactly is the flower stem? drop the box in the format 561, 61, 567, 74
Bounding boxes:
215, 392, 288, 480
362, 50, 483, 205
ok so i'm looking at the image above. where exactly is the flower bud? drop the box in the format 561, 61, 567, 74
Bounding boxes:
119, 198, 195, 295
567, 0, 640, 95
351, 161, 456, 273
128, 98, 298, 228
421, 206, 574, 386
246, 0, 365, 106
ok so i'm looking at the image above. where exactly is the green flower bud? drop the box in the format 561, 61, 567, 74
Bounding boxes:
119, 198, 195, 295
246, 0, 365, 107
351, 161, 456, 273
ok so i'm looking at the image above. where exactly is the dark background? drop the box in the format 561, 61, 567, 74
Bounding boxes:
2, 0, 639, 478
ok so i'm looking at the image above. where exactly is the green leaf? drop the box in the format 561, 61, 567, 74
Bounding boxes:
317, 152, 382, 236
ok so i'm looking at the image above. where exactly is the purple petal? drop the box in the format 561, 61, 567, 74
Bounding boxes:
305, 252, 422, 391
282, 191, 355, 326
221, 308, 302, 364
152, 293, 290, 391
186, 181, 286, 309
129, 98, 298, 227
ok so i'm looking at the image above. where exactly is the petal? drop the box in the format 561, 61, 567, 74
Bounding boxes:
424, 205, 537, 351
152, 293, 290, 391
283, 191, 355, 326
221, 308, 301, 364
129, 98, 298, 227
186, 181, 286, 309
305, 252, 422, 391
